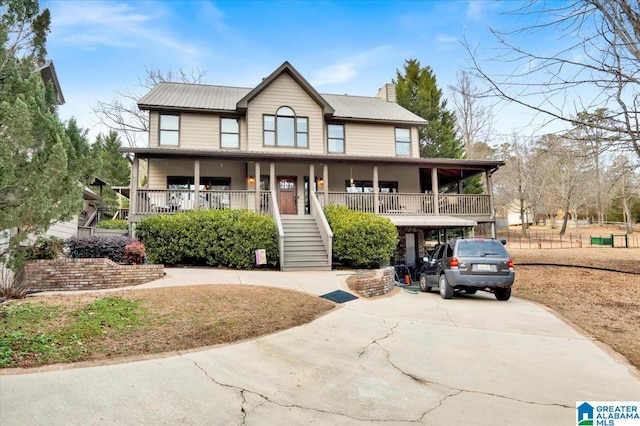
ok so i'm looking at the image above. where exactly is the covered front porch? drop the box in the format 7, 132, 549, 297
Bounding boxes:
124, 148, 501, 226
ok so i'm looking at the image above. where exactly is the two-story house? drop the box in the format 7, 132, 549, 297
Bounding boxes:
122, 62, 504, 271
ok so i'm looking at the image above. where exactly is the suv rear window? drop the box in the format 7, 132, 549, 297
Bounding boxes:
457, 240, 508, 257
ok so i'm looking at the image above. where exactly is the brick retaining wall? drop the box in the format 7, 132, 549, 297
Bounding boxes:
22, 258, 165, 292
346, 267, 395, 298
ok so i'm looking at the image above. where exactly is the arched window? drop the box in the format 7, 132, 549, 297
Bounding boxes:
263, 106, 308, 148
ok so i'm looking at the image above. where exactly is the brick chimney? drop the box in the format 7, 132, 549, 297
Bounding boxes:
376, 83, 396, 102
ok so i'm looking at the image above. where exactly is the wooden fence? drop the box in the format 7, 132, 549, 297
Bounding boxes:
476, 227, 640, 249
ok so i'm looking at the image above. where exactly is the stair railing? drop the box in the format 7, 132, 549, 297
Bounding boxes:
270, 189, 285, 270
310, 190, 333, 268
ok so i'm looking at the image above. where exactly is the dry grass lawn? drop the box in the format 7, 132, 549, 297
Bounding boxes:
3, 245, 638, 371
510, 248, 640, 369
1, 285, 335, 369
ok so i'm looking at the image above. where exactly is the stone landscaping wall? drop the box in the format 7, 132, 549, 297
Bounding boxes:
346, 267, 395, 298
21, 258, 165, 293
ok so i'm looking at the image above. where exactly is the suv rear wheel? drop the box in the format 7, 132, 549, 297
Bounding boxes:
494, 287, 511, 301
419, 275, 431, 292
439, 274, 454, 299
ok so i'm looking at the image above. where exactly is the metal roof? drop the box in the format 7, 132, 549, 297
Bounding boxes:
138, 62, 427, 124
322, 94, 426, 124
138, 83, 251, 112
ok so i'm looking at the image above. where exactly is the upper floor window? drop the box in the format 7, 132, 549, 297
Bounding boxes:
327, 124, 345, 153
395, 128, 410, 156
220, 117, 239, 149
264, 106, 308, 148
159, 114, 180, 146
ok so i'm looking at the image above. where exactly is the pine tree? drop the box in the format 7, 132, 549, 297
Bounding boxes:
1, 0, 91, 271
394, 59, 463, 159
93, 131, 130, 206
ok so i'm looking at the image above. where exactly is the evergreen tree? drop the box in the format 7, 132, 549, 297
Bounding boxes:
93, 130, 130, 206
394, 59, 463, 159
1, 0, 90, 271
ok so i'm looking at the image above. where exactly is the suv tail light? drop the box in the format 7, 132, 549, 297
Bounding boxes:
450, 258, 459, 270
508, 259, 514, 271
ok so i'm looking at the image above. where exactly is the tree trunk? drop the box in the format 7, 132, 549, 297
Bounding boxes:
622, 194, 633, 234
519, 196, 528, 238
560, 199, 570, 235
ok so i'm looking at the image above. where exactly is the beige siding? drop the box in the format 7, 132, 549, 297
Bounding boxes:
149, 111, 158, 148
344, 123, 395, 157
247, 73, 324, 154
411, 127, 419, 158
240, 116, 248, 150
179, 113, 218, 150
46, 217, 79, 239
342, 123, 420, 158
326, 164, 420, 193
148, 159, 247, 190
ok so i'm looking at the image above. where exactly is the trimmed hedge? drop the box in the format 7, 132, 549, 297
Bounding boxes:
135, 209, 278, 269
97, 219, 128, 230
324, 205, 398, 268
67, 236, 134, 263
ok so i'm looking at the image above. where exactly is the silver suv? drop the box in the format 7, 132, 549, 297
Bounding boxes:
419, 238, 515, 300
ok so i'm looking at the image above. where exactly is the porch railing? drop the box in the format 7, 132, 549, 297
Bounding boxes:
317, 192, 491, 216
135, 189, 269, 215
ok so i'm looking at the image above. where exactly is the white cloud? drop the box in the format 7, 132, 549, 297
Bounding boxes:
310, 45, 393, 87
436, 34, 458, 50
466, 1, 492, 22
311, 62, 358, 86
49, 1, 204, 58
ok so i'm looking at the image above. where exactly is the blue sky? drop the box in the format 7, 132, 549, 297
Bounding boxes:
42, 0, 557, 144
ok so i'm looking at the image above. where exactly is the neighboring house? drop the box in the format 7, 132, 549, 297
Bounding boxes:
501, 200, 534, 226
121, 62, 504, 271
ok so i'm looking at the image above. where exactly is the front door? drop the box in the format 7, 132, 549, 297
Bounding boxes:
278, 176, 297, 215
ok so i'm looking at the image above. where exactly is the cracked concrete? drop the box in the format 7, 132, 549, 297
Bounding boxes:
2, 269, 639, 425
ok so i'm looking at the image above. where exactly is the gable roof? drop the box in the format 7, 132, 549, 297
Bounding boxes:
138, 62, 427, 125
236, 61, 334, 116
35, 61, 65, 105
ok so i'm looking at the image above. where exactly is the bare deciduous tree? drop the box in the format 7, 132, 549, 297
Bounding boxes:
448, 71, 495, 159
92, 67, 207, 147
465, 0, 640, 160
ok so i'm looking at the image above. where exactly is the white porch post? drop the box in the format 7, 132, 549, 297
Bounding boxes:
270, 162, 276, 192
130, 156, 139, 215
255, 161, 261, 213
373, 165, 379, 214
194, 159, 200, 210
431, 167, 439, 215
309, 163, 315, 215
323, 163, 329, 205
486, 169, 496, 238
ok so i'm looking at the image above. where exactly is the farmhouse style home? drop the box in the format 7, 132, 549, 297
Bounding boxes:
122, 62, 504, 271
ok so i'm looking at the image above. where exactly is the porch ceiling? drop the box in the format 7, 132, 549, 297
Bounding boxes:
382, 215, 478, 228
120, 147, 504, 172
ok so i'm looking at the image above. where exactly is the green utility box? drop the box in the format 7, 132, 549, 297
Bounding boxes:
590, 234, 628, 248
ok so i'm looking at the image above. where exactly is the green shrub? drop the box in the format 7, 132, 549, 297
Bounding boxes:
23, 236, 64, 260
97, 219, 128, 230
136, 209, 279, 269
324, 205, 398, 268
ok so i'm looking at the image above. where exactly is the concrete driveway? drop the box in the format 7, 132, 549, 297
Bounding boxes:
1, 269, 639, 425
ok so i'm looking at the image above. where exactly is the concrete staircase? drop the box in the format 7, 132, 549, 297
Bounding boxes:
281, 215, 331, 271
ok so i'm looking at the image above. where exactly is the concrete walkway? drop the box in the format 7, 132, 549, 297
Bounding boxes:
1, 269, 639, 425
